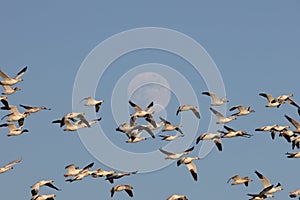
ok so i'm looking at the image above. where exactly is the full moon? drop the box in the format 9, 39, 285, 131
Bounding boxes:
128, 72, 171, 113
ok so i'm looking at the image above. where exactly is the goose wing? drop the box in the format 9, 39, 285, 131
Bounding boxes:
45, 182, 61, 191
14, 66, 27, 79
285, 115, 300, 129
202, 91, 219, 102
210, 107, 224, 119
0, 70, 11, 80
255, 170, 271, 187
77, 114, 90, 128
6, 157, 22, 167
223, 125, 235, 132
159, 117, 171, 125
227, 175, 240, 183
159, 148, 174, 155
186, 162, 197, 181
286, 98, 300, 108
129, 101, 142, 111
259, 93, 275, 102
213, 138, 222, 151
191, 106, 201, 119
19, 104, 34, 110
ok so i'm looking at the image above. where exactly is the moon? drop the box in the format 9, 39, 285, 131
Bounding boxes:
128, 72, 171, 113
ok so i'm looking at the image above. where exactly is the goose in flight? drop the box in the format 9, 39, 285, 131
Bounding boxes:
1, 105, 30, 126
81, 97, 104, 112
116, 123, 155, 139
177, 157, 199, 181
289, 188, 300, 198
229, 105, 255, 116
227, 175, 253, 187
176, 105, 200, 119
276, 93, 300, 108
286, 152, 300, 158
0, 66, 27, 86
278, 129, 295, 143
285, 115, 300, 133
159, 117, 184, 134
91, 168, 115, 178
0, 157, 21, 174
0, 123, 29, 137
159, 146, 194, 160
254, 170, 283, 198
247, 185, 274, 200
202, 91, 228, 106
125, 130, 148, 143
65, 162, 94, 182
159, 134, 184, 141
31, 194, 56, 200
64, 162, 94, 177
110, 184, 133, 198
166, 194, 188, 200
196, 132, 222, 151
105, 171, 137, 184
220, 125, 253, 138
19, 104, 51, 113
259, 93, 284, 108
255, 124, 278, 140
52, 112, 89, 128
1, 85, 21, 95
210, 107, 236, 124
129, 100, 157, 128
31, 180, 61, 196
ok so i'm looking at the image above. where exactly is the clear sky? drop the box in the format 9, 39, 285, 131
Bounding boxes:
0, 1, 300, 199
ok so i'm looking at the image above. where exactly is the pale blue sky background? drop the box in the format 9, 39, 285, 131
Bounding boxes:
0, 1, 300, 199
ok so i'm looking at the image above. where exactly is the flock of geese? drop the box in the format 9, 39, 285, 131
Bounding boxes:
1, 66, 300, 199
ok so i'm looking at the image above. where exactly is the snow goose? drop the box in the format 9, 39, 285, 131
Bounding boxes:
166, 194, 188, 200
286, 152, 300, 158
202, 91, 228, 106
125, 130, 148, 143
279, 129, 295, 143
19, 104, 50, 113
64, 162, 94, 177
1, 85, 21, 95
52, 112, 87, 127
285, 115, 300, 133
247, 185, 273, 200
289, 188, 300, 198
31, 194, 56, 200
210, 107, 236, 124
129, 100, 156, 128
61, 116, 99, 131
176, 105, 200, 119
196, 132, 222, 151
276, 93, 300, 108
259, 93, 284, 108
110, 184, 133, 198
31, 180, 61, 196
81, 97, 104, 112
91, 168, 115, 178
254, 170, 283, 197
255, 124, 278, 140
159, 117, 184, 134
291, 135, 300, 149
65, 162, 94, 182
220, 125, 252, 138
0, 123, 28, 137
1, 105, 30, 126
227, 175, 253, 187
159, 134, 184, 141
116, 123, 155, 139
0, 66, 27, 86
159, 146, 194, 160
0, 157, 21, 174
105, 171, 137, 184
229, 105, 255, 116
177, 157, 199, 181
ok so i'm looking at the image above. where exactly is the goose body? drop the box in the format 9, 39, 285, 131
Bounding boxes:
0, 66, 27, 86
159, 134, 184, 141
286, 152, 300, 158
0, 123, 28, 137
230, 105, 255, 116
289, 188, 300, 198
65, 162, 94, 182
19, 104, 50, 113
202, 91, 228, 106
1, 105, 30, 126
159, 146, 194, 160
167, 194, 188, 200
31, 180, 60, 196
196, 133, 222, 151
0, 157, 21, 174
105, 171, 137, 183
81, 97, 104, 112
259, 93, 284, 108
64, 162, 93, 177
210, 107, 236, 124
1, 85, 21, 95
176, 105, 200, 119
31, 194, 56, 200
220, 125, 252, 138
227, 175, 253, 187
91, 169, 115, 178
177, 157, 199, 181
276, 94, 300, 108
160, 117, 183, 134
110, 184, 133, 197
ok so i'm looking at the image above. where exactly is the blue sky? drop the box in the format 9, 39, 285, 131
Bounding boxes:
0, 1, 300, 199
